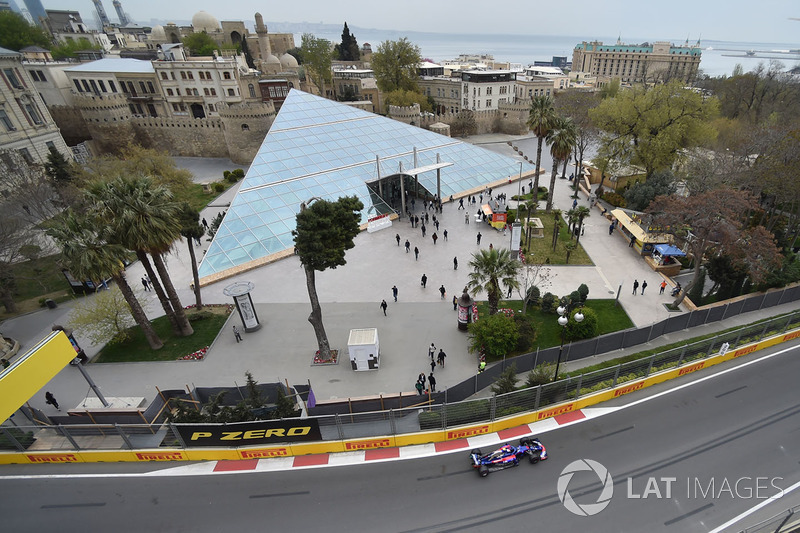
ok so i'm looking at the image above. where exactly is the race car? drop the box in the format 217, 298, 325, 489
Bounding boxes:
469, 437, 547, 477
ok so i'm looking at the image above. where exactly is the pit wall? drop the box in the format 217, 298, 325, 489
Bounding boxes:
2, 329, 797, 465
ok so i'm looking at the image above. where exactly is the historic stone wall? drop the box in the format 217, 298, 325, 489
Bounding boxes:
388, 100, 531, 137
218, 102, 276, 164
49, 105, 91, 145
129, 117, 230, 159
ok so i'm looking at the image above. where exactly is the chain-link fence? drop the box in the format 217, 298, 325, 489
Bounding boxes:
3, 311, 799, 453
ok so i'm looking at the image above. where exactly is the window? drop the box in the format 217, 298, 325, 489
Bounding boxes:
30, 70, 46, 82
227, 88, 235, 96
19, 148, 33, 163
161, 72, 168, 80
139, 81, 146, 93
82, 80, 91, 92
3, 68, 23, 89
166, 89, 174, 96
129, 104, 137, 114
46, 141, 56, 151
199, 72, 205, 80
90, 79, 99, 94
223, 71, 231, 80
486, 99, 492, 108
180, 71, 187, 80
147, 81, 155, 93
109, 80, 117, 93
203, 88, 210, 96
193, 88, 199, 96
73, 79, 83, 92
147, 104, 157, 117
241, 124, 249, 131
98, 80, 106, 92
187, 72, 194, 80
210, 88, 216, 96
486, 87, 492, 95
170, 72, 175, 80
0, 108, 15, 131
248, 84, 255, 98
208, 103, 215, 112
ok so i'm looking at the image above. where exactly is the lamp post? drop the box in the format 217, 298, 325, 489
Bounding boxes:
553, 302, 584, 382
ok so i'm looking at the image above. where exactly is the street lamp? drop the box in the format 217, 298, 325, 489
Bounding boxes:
553, 303, 584, 382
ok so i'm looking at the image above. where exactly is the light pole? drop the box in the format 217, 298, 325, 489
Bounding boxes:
553, 302, 584, 382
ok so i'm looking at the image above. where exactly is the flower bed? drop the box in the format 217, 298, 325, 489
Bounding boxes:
178, 346, 208, 361
313, 349, 339, 366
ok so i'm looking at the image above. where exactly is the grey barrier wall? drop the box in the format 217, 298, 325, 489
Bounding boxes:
4, 310, 799, 453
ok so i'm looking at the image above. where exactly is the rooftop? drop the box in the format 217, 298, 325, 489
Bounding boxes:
64, 57, 154, 74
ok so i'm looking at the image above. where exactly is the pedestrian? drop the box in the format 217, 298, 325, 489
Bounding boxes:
432, 232, 438, 245
405, 239, 410, 253
380, 299, 388, 316
428, 373, 436, 392
421, 224, 426, 238
435, 220, 440, 231
443, 229, 448, 241
452, 295, 458, 310
428, 343, 436, 360
489, 243, 493, 251
202, 217, 209, 229
437, 349, 446, 367
425, 212, 429, 223
629, 235, 636, 248
439, 285, 446, 299
453, 256, 458, 270
415, 380, 424, 395
660, 280, 667, 295
414, 215, 419, 227
195, 236, 201, 246
641, 281, 648, 295
609, 223, 615, 235
421, 273, 427, 288
418, 373, 426, 389
414, 247, 419, 260
458, 198, 464, 209
479, 194, 483, 204
572, 198, 578, 209
633, 280, 639, 295
395, 233, 401, 246
465, 213, 470, 224
141, 277, 150, 291
507, 285, 513, 298
392, 285, 398, 302
232, 325, 243, 342
430, 359, 436, 373
45, 391, 60, 411
477, 232, 482, 245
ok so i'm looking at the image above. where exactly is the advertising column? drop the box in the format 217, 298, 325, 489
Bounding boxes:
223, 281, 262, 332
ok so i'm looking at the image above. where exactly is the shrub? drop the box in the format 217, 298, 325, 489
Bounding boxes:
188, 310, 215, 322
541, 292, 557, 313
223, 170, 231, 180
232, 168, 245, 179
566, 307, 599, 341
526, 286, 541, 307
213, 183, 225, 192
577, 283, 589, 303
491, 364, 518, 395
513, 313, 537, 352
601, 192, 626, 207
526, 362, 555, 387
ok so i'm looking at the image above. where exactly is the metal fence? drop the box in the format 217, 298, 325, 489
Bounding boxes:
740, 503, 800, 533
4, 310, 798, 453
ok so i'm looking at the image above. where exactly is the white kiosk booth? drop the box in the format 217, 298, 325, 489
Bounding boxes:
347, 328, 380, 371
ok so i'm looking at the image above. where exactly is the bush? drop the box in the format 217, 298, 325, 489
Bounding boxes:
526, 286, 541, 307
188, 310, 215, 322
491, 364, 518, 395
213, 183, 225, 192
526, 362, 555, 386
513, 313, 537, 352
566, 307, 599, 341
601, 192, 626, 207
232, 168, 245, 179
223, 170, 231, 180
541, 292, 557, 313
577, 283, 589, 303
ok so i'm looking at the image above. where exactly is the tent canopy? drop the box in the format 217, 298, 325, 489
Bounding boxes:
655, 244, 686, 257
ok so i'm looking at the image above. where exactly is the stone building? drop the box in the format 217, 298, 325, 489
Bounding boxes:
331, 67, 380, 112
460, 69, 516, 111
572, 39, 702, 84
0, 47, 70, 165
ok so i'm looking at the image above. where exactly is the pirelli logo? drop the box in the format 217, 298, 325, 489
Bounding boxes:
27, 453, 78, 463
614, 381, 645, 397
447, 426, 489, 439
240, 448, 288, 459
783, 331, 800, 342
733, 345, 758, 358
678, 362, 705, 376
537, 403, 575, 420
135, 451, 185, 461
345, 439, 391, 450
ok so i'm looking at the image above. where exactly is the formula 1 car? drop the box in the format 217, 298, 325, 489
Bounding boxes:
469, 437, 547, 477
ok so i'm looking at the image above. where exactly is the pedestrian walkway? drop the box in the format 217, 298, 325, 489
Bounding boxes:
1, 136, 791, 416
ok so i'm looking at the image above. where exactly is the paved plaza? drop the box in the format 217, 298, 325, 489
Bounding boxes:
2, 133, 789, 416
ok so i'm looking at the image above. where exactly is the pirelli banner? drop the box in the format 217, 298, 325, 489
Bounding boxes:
177, 419, 322, 447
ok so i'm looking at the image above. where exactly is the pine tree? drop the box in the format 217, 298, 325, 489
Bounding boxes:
335, 22, 360, 61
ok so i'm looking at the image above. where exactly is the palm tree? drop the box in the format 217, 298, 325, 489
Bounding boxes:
467, 248, 521, 315
178, 203, 205, 310
88, 176, 193, 337
526, 95, 558, 210
545, 116, 577, 212
47, 211, 163, 350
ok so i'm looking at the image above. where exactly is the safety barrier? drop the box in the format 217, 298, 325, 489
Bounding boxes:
1, 312, 799, 465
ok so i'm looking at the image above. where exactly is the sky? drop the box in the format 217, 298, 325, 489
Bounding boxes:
38, 0, 800, 44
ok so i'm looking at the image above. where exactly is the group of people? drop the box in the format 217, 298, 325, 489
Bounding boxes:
416, 343, 447, 394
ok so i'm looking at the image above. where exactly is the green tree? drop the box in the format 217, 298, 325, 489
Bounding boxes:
178, 203, 205, 309
624, 169, 678, 211
371, 37, 422, 93
292, 196, 364, 361
468, 314, 519, 361
68, 286, 141, 345
51, 37, 102, 60
554, 90, 599, 197
527, 96, 559, 209
467, 248, 521, 315
47, 211, 163, 350
565, 307, 598, 341
183, 32, 219, 56
491, 363, 519, 395
300, 34, 333, 97
333, 22, 360, 61
590, 81, 719, 180
545, 115, 577, 212
240, 38, 256, 69
0, 11, 51, 51
87, 176, 193, 337
383, 88, 432, 113
44, 145, 73, 186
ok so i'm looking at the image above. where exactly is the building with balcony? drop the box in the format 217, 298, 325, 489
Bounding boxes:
460, 69, 516, 111
572, 39, 702, 84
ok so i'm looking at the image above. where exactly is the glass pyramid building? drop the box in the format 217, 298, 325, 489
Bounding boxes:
198, 89, 524, 282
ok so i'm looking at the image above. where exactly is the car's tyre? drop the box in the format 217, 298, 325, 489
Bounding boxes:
479, 465, 489, 477
519, 438, 531, 446
471, 448, 482, 456
529, 455, 539, 464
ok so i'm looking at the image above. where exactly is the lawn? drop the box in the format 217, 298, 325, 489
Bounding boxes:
508, 208, 592, 265
476, 298, 634, 352
180, 181, 238, 213
93, 306, 232, 363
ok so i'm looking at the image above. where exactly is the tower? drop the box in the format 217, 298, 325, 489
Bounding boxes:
91, 0, 110, 27
254, 12, 272, 60
22, 0, 46, 27
112, 0, 129, 25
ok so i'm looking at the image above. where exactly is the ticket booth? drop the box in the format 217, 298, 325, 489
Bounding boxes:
481, 204, 508, 230
347, 328, 380, 371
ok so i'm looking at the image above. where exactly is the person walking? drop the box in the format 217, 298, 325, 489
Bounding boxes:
421, 274, 427, 288
439, 285, 446, 299
507, 285, 513, 298
609, 223, 615, 235
428, 373, 436, 392
421, 224, 426, 238
432, 232, 438, 245
443, 229, 448, 241
477, 232, 482, 245
660, 280, 667, 295
452, 295, 458, 310
392, 285, 398, 302
435, 220, 440, 231
489, 243, 493, 251
633, 280, 639, 295
418, 373, 426, 389
414, 247, 419, 260
232, 325, 243, 343
202, 217, 209, 229
430, 359, 436, 373
395, 233, 401, 246
453, 256, 458, 270
465, 213, 470, 224
405, 239, 410, 253
437, 349, 446, 367
45, 391, 60, 411
380, 299, 388, 316
428, 343, 436, 361
641, 281, 648, 295
629, 235, 636, 248
458, 198, 464, 209
415, 380, 424, 395
141, 277, 150, 291
572, 198, 578, 209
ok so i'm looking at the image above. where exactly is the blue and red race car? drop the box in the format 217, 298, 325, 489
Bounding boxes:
469, 437, 547, 477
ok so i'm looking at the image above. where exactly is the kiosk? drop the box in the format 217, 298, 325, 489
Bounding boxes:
347, 328, 380, 371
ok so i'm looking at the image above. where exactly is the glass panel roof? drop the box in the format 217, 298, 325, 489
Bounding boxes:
198, 89, 523, 279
